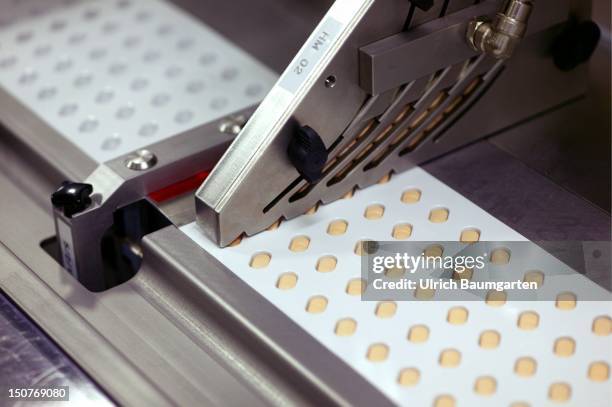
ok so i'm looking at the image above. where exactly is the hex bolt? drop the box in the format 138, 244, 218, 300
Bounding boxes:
125, 149, 157, 171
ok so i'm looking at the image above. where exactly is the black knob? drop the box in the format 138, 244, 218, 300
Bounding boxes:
410, 0, 434, 11
287, 126, 328, 183
51, 181, 93, 217
552, 21, 600, 71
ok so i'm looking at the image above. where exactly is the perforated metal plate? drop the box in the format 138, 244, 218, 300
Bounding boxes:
0, 0, 277, 162
182, 168, 611, 406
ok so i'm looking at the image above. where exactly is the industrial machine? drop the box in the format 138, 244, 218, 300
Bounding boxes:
0, 0, 610, 406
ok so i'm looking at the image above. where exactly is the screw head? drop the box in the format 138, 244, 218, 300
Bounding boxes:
324, 75, 337, 88
219, 115, 248, 136
125, 149, 157, 171
219, 120, 242, 135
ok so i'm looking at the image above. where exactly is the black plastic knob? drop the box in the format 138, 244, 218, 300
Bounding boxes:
51, 181, 93, 217
287, 126, 328, 183
410, 0, 434, 11
552, 21, 601, 71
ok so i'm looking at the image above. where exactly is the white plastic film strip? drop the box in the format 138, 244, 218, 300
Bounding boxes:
182, 168, 611, 407
0, 0, 277, 162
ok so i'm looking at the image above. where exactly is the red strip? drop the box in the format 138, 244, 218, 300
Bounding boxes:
149, 170, 210, 203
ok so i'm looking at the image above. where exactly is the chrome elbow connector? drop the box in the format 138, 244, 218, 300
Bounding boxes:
467, 0, 534, 60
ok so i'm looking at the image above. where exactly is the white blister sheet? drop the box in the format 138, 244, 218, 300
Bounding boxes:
182, 167, 611, 407
0, 0, 277, 162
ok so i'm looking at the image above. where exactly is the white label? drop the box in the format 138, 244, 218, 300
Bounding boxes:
57, 218, 78, 279
278, 17, 343, 94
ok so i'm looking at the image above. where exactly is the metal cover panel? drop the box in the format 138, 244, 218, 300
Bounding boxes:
0, 0, 277, 162
182, 167, 611, 406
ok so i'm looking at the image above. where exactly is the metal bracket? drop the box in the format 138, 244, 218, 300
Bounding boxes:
359, 0, 568, 95
52, 108, 255, 291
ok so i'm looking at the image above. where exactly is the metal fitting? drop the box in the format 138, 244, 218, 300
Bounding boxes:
467, 0, 534, 60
